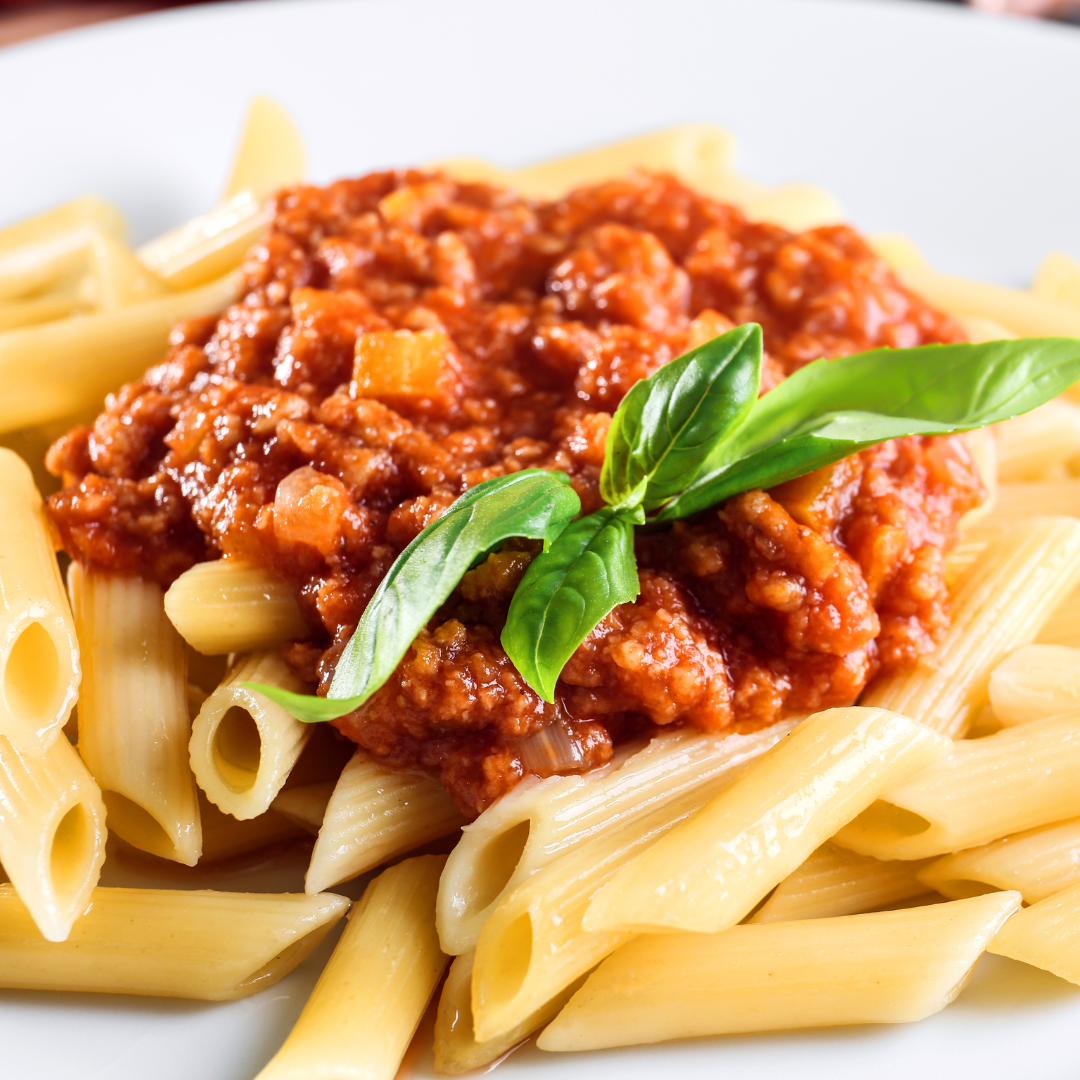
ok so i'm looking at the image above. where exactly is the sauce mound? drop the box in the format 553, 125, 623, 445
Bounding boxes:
47, 170, 982, 816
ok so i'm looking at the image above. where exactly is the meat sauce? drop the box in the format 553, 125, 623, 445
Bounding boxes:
47, 170, 983, 816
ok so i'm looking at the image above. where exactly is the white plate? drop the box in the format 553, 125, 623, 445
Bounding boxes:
2, 1, 1080, 1077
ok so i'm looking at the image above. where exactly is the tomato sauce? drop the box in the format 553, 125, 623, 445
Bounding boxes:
47, 170, 982, 815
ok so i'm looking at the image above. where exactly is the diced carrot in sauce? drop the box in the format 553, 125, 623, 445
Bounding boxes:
352, 329, 455, 409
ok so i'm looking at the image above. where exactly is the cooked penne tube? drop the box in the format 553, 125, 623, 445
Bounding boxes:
138, 193, 268, 291
470, 721, 830, 1043
0, 731, 105, 942
897, 265, 1080, 338
537, 893, 1022, 1051
975, 480, 1080, 533
0, 293, 87, 333
868, 232, 930, 275
305, 748, 464, 895
272, 780, 335, 835
739, 183, 844, 231
189, 651, 311, 820
84, 227, 170, 309
0, 449, 80, 752
994, 399, 1080, 483
862, 518, 1080, 738
256, 854, 448, 1080
0, 195, 125, 301
1033, 251, 1080, 311
987, 881, 1080, 984
434, 951, 582, 1075
834, 709, 1080, 861
918, 817, 1080, 904
198, 796, 306, 863
438, 721, 797, 955
1039, 590, 1080, 648
163, 557, 308, 655
749, 843, 933, 924
988, 643, 1080, 726
0, 270, 240, 432
957, 426, 998, 531
583, 708, 948, 936
69, 565, 202, 865
221, 95, 308, 201
0, 884, 347, 998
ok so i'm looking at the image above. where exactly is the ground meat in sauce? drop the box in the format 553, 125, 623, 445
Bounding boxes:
46, 169, 983, 817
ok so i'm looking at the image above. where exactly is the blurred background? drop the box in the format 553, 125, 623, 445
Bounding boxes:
1, 0, 1079, 47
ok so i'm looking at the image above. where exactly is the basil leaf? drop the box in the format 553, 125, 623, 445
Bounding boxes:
655, 337, 1080, 521
601, 323, 762, 512
249, 469, 581, 722
501, 506, 640, 703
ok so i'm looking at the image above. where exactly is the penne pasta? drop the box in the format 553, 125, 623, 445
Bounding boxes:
582, 708, 948, 936
438, 721, 798, 955
994, 399, 1080, 483
1039, 589, 1080, 649
749, 843, 933, 924
918, 817, 1080, 905
69, 565, 202, 865
861, 518, 1080, 738
272, 780, 335, 835
305, 748, 464, 895
0, 270, 240, 433
975, 480, 1080, 534
537, 893, 1022, 1051
0, 731, 106, 942
470, 721, 829, 1043
434, 951, 583, 1076
221, 95, 308, 201
0, 293, 86, 333
163, 557, 308, 655
987, 880, 1080, 984
834, 709, 1080, 861
1033, 251, 1080, 311
0, 883, 347, 998
0, 194, 125, 302
0, 448, 80, 752
896, 265, 1080, 338
198, 795, 306, 863
988, 643, 1080, 726
256, 854, 448, 1080
189, 651, 311, 820
957, 426, 998, 531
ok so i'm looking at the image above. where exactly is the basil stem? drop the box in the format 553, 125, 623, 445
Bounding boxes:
655, 337, 1080, 522
501, 505, 641, 703
248, 469, 580, 722
600, 323, 762, 512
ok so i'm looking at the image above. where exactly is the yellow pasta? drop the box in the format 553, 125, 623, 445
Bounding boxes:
897, 265, 1080, 338
470, 722, 825, 1043
189, 651, 311, 820
976, 480, 1080, 532
305, 748, 464, 895
0, 449, 80, 752
919, 817, 1080, 904
537, 893, 1021, 1051
198, 795, 306, 863
1039, 590, 1080, 649
437, 721, 797, 955
0, 270, 240, 433
0, 884, 347, 998
988, 643, 1080, 726
256, 854, 448, 1080
749, 843, 932, 924
222, 95, 308, 201
987, 881, 1080, 984
272, 780, 335, 835
862, 518, 1080, 738
69, 565, 202, 865
834, 709, 1080, 861
0, 731, 105, 942
434, 951, 582, 1075
163, 557, 308, 655
583, 708, 948, 936
1033, 251, 1080, 311
0, 294, 86, 333
994, 399, 1080, 483
0, 194, 125, 301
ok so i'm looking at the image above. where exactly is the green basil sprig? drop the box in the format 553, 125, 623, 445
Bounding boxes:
252, 325, 1080, 721
654, 337, 1080, 521
247, 469, 580, 721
